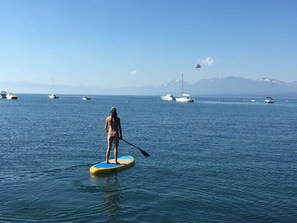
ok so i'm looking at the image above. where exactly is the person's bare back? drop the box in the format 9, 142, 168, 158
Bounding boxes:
105, 115, 121, 137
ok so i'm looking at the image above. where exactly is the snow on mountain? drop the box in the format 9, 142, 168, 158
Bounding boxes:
257, 77, 287, 85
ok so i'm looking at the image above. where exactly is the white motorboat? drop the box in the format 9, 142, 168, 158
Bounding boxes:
49, 78, 59, 99
82, 96, 91, 100
175, 94, 195, 103
6, 92, 18, 100
161, 94, 175, 101
175, 74, 195, 103
264, 97, 274, 103
1, 91, 7, 99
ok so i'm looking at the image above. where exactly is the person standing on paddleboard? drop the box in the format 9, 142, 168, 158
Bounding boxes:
105, 107, 122, 164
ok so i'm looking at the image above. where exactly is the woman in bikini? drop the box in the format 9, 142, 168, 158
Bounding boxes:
105, 107, 122, 164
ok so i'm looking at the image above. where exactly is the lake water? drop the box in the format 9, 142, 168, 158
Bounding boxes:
1, 95, 297, 222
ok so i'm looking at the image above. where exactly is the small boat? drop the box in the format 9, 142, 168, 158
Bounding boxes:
264, 97, 274, 103
6, 92, 18, 100
175, 74, 195, 103
48, 94, 59, 99
161, 94, 175, 101
82, 96, 91, 100
1, 91, 7, 99
49, 78, 59, 99
251, 99, 256, 103
175, 94, 195, 103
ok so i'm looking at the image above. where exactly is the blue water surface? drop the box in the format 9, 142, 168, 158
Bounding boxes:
0, 95, 297, 222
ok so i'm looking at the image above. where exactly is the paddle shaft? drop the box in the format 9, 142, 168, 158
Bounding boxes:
121, 139, 150, 157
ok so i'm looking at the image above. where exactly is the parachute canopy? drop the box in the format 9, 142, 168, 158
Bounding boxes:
195, 64, 201, 68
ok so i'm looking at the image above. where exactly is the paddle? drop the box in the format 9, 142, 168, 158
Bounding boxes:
121, 139, 150, 157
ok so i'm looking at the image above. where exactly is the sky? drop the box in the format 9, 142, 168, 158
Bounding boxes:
0, 0, 297, 91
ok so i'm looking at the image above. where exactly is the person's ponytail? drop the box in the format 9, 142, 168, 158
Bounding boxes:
111, 112, 117, 119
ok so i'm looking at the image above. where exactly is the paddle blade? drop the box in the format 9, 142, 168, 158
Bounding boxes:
140, 149, 150, 157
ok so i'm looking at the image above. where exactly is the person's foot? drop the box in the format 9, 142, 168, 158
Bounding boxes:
106, 161, 111, 164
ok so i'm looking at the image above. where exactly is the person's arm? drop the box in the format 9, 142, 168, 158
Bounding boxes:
105, 117, 109, 133
118, 118, 122, 139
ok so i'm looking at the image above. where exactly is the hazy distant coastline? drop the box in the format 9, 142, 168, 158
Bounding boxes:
2, 76, 297, 96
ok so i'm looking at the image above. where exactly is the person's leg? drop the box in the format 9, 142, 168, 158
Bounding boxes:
114, 136, 119, 164
106, 136, 113, 163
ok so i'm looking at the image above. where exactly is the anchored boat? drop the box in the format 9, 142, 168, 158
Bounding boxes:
264, 97, 274, 103
161, 94, 175, 101
175, 74, 195, 103
6, 92, 18, 100
49, 78, 59, 99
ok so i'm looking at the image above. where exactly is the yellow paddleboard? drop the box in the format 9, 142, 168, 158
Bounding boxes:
90, 155, 135, 174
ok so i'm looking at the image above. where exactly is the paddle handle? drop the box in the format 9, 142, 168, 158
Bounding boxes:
122, 139, 140, 149
121, 139, 150, 157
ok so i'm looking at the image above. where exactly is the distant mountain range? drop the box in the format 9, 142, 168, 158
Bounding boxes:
114, 76, 297, 96
2, 76, 297, 96
176, 76, 297, 96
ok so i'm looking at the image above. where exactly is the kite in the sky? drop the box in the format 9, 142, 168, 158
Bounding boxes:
195, 64, 201, 68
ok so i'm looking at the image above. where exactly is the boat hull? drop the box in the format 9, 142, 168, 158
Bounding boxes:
161, 96, 174, 101
175, 97, 194, 103
49, 94, 59, 99
161, 94, 175, 101
7, 96, 18, 100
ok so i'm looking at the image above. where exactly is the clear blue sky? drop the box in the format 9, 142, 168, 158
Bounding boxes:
0, 0, 296, 89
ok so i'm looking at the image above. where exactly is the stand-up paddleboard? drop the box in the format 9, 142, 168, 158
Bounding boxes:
90, 155, 135, 174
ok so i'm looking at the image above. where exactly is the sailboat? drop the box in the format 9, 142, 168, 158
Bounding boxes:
6, 92, 18, 100
82, 96, 91, 100
48, 78, 59, 99
175, 74, 195, 103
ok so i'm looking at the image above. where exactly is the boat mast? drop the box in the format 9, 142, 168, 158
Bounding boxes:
181, 73, 184, 95
51, 77, 54, 94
